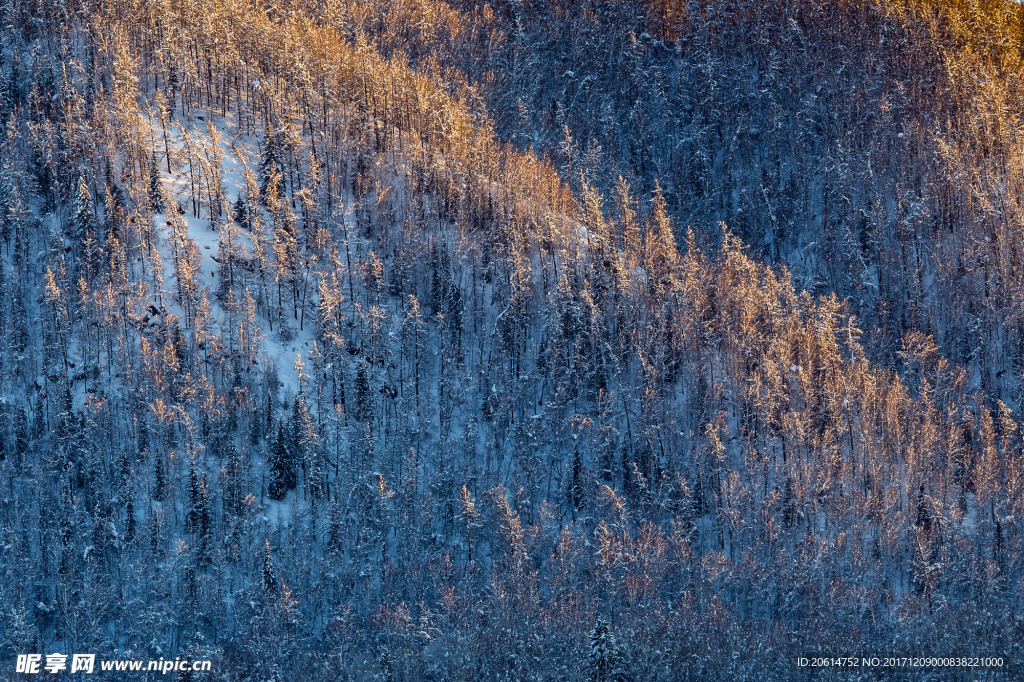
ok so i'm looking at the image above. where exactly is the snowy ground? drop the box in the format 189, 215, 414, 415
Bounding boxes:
148, 109, 316, 399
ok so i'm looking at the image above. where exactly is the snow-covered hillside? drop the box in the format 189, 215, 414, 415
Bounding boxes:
0, 1, 1022, 680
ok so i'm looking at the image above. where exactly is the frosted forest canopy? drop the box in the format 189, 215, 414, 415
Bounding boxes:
0, 0, 1023, 679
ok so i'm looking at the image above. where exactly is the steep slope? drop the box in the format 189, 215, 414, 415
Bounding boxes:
0, 0, 1020, 680
338, 0, 1024, 402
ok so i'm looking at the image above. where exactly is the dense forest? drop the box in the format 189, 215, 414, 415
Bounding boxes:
0, 0, 1023, 679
